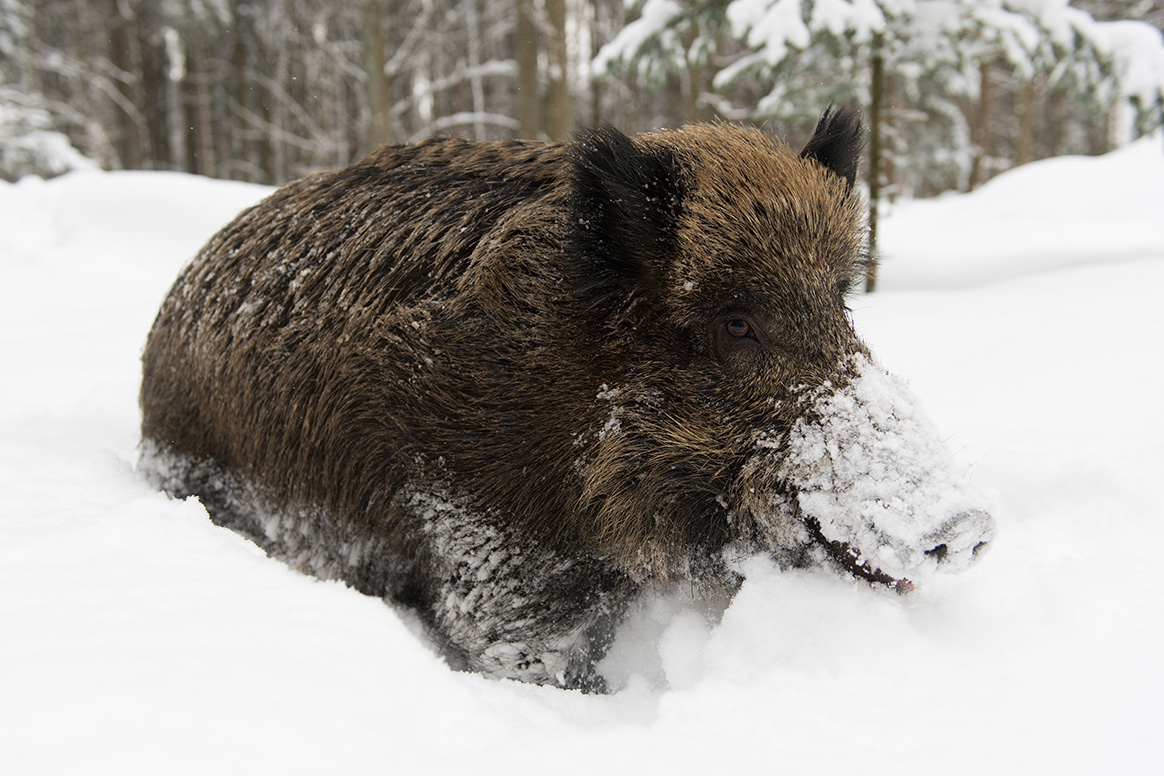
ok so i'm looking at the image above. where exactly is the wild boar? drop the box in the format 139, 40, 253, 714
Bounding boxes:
140, 106, 995, 692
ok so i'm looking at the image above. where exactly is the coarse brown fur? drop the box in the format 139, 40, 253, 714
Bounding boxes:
141, 108, 875, 690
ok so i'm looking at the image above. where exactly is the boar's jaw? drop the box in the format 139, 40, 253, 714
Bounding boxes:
804, 514, 915, 593
766, 354, 997, 587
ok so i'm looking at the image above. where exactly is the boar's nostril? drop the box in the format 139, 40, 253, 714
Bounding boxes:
925, 544, 949, 563
922, 510, 996, 569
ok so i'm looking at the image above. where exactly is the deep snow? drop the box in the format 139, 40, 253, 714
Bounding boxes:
2, 138, 1162, 774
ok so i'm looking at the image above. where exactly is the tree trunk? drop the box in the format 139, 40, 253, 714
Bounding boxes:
681, 20, 708, 123
164, 27, 187, 174
1015, 77, 1037, 166
515, 0, 540, 138
184, 9, 217, 178
464, 0, 487, 140
362, 0, 395, 148
134, 3, 169, 171
1047, 82, 1065, 158
271, 48, 289, 182
545, 0, 570, 141
968, 61, 993, 191
865, 33, 884, 294
107, 0, 144, 169
230, 1, 254, 179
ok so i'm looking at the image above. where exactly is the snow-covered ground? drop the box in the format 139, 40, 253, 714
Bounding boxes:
2, 138, 1162, 775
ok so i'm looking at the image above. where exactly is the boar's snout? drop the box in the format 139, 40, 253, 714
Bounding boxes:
761, 353, 997, 589
921, 509, 995, 570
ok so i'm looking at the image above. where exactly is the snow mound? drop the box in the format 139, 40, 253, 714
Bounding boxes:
878, 133, 1164, 289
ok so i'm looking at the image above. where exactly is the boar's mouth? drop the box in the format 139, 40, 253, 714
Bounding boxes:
805, 516, 915, 594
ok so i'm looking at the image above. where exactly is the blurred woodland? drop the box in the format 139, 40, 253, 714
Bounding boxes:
2, 0, 1163, 199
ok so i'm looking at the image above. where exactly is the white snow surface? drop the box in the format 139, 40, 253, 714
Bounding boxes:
3, 137, 1164, 773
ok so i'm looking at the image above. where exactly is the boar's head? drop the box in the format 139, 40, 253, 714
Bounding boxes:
566, 107, 995, 591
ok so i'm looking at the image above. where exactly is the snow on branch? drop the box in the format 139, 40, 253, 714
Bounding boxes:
593, 0, 684, 74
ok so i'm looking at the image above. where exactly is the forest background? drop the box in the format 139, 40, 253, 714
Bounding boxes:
3, 0, 1163, 283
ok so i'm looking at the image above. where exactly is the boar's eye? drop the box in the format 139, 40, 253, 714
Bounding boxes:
726, 319, 754, 339
711, 315, 765, 363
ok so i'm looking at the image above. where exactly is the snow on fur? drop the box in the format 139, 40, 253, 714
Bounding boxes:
779, 353, 994, 582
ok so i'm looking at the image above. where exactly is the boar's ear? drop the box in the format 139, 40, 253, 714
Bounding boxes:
799, 104, 864, 191
568, 126, 684, 303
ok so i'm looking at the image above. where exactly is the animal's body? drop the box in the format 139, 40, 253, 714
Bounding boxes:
140, 108, 994, 691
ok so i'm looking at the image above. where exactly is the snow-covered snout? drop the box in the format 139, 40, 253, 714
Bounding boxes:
753, 354, 996, 590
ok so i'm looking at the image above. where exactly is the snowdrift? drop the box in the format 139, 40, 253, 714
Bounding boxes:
2, 140, 1162, 775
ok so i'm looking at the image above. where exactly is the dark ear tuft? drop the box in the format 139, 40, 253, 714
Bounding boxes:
799, 104, 864, 190
569, 126, 685, 303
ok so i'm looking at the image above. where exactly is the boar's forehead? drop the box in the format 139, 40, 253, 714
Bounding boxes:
648, 125, 866, 322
